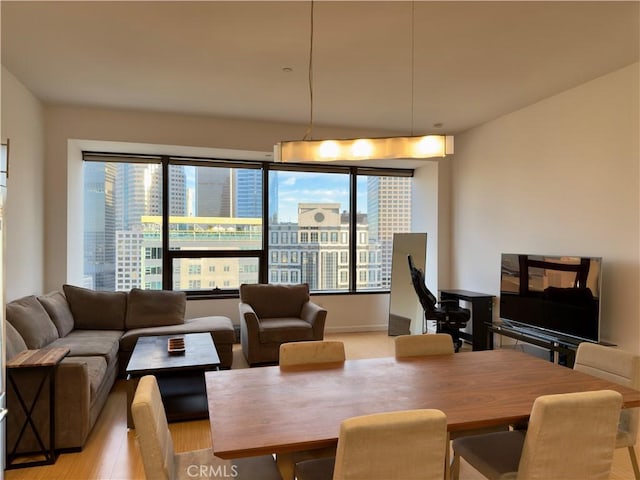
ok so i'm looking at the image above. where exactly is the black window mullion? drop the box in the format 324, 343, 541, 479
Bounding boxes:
261, 162, 270, 284
161, 156, 172, 290
349, 168, 358, 292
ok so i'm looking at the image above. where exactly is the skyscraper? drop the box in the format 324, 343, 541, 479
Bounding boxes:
196, 168, 231, 217
367, 176, 412, 288
83, 162, 116, 289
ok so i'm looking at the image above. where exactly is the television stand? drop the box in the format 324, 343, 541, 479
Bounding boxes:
487, 320, 613, 367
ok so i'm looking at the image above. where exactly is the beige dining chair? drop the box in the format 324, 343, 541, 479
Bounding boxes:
279, 340, 346, 367
278, 340, 347, 478
131, 375, 281, 480
573, 342, 640, 480
394, 333, 455, 358
451, 389, 623, 480
295, 409, 448, 480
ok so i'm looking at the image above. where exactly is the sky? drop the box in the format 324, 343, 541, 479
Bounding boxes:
275, 171, 367, 222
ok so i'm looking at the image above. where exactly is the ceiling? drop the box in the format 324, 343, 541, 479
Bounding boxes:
2, 1, 639, 136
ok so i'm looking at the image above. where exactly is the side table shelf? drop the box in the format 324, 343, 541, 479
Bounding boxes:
6, 347, 70, 469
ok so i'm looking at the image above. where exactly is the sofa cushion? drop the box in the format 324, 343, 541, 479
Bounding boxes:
63, 284, 127, 330
125, 288, 186, 329
5, 321, 27, 361
240, 283, 309, 318
47, 330, 122, 366
6, 295, 59, 349
38, 291, 75, 337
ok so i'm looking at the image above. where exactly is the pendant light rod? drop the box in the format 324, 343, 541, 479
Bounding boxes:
410, 0, 415, 137
303, 0, 315, 141
274, 2, 455, 164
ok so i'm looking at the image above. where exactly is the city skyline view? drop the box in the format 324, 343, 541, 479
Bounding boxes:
83, 160, 411, 292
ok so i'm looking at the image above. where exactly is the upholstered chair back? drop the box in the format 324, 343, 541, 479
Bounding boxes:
517, 389, 622, 480
280, 341, 346, 367
394, 333, 455, 358
574, 342, 640, 448
240, 283, 309, 318
131, 375, 176, 480
333, 409, 448, 480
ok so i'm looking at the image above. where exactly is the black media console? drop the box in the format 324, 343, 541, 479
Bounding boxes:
439, 289, 495, 351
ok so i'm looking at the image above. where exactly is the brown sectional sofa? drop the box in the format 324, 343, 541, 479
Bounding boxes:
5, 285, 235, 452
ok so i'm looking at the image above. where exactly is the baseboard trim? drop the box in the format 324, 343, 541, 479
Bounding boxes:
325, 325, 388, 334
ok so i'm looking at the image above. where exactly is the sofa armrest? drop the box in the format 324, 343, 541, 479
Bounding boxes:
301, 301, 327, 339
55, 360, 91, 448
239, 302, 260, 331
239, 302, 262, 357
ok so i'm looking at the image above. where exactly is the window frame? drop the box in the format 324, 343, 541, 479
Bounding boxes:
82, 151, 413, 298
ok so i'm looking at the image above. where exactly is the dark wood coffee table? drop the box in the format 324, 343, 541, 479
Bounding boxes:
126, 333, 220, 428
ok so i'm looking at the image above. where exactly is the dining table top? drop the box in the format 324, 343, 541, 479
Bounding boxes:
205, 348, 640, 459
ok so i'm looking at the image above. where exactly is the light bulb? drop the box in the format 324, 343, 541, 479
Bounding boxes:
318, 141, 340, 159
351, 139, 374, 158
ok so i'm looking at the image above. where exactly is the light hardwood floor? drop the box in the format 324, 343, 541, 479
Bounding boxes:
5, 332, 638, 480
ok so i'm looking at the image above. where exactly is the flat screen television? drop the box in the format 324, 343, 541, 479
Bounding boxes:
500, 253, 602, 342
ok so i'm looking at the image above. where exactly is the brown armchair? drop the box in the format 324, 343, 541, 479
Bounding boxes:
239, 283, 327, 366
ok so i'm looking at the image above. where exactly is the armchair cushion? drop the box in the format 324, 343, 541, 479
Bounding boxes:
240, 283, 309, 318
258, 318, 315, 344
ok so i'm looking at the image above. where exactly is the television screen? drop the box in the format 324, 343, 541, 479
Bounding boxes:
500, 254, 602, 342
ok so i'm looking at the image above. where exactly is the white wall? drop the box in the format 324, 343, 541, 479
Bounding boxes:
451, 63, 640, 353
0, 66, 45, 300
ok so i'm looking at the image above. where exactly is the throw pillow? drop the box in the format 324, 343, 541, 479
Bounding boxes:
5, 321, 27, 361
37, 290, 75, 337
125, 288, 186, 329
6, 295, 60, 349
63, 284, 127, 330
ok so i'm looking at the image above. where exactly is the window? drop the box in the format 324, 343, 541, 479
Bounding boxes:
268, 169, 350, 291
168, 163, 262, 291
83, 153, 411, 294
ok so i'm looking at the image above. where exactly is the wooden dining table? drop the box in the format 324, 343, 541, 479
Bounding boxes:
205, 349, 640, 479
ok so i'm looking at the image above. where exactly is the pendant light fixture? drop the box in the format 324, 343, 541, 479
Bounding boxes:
274, 2, 453, 164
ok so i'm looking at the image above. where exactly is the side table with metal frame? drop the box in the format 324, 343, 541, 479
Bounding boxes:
6, 347, 70, 469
